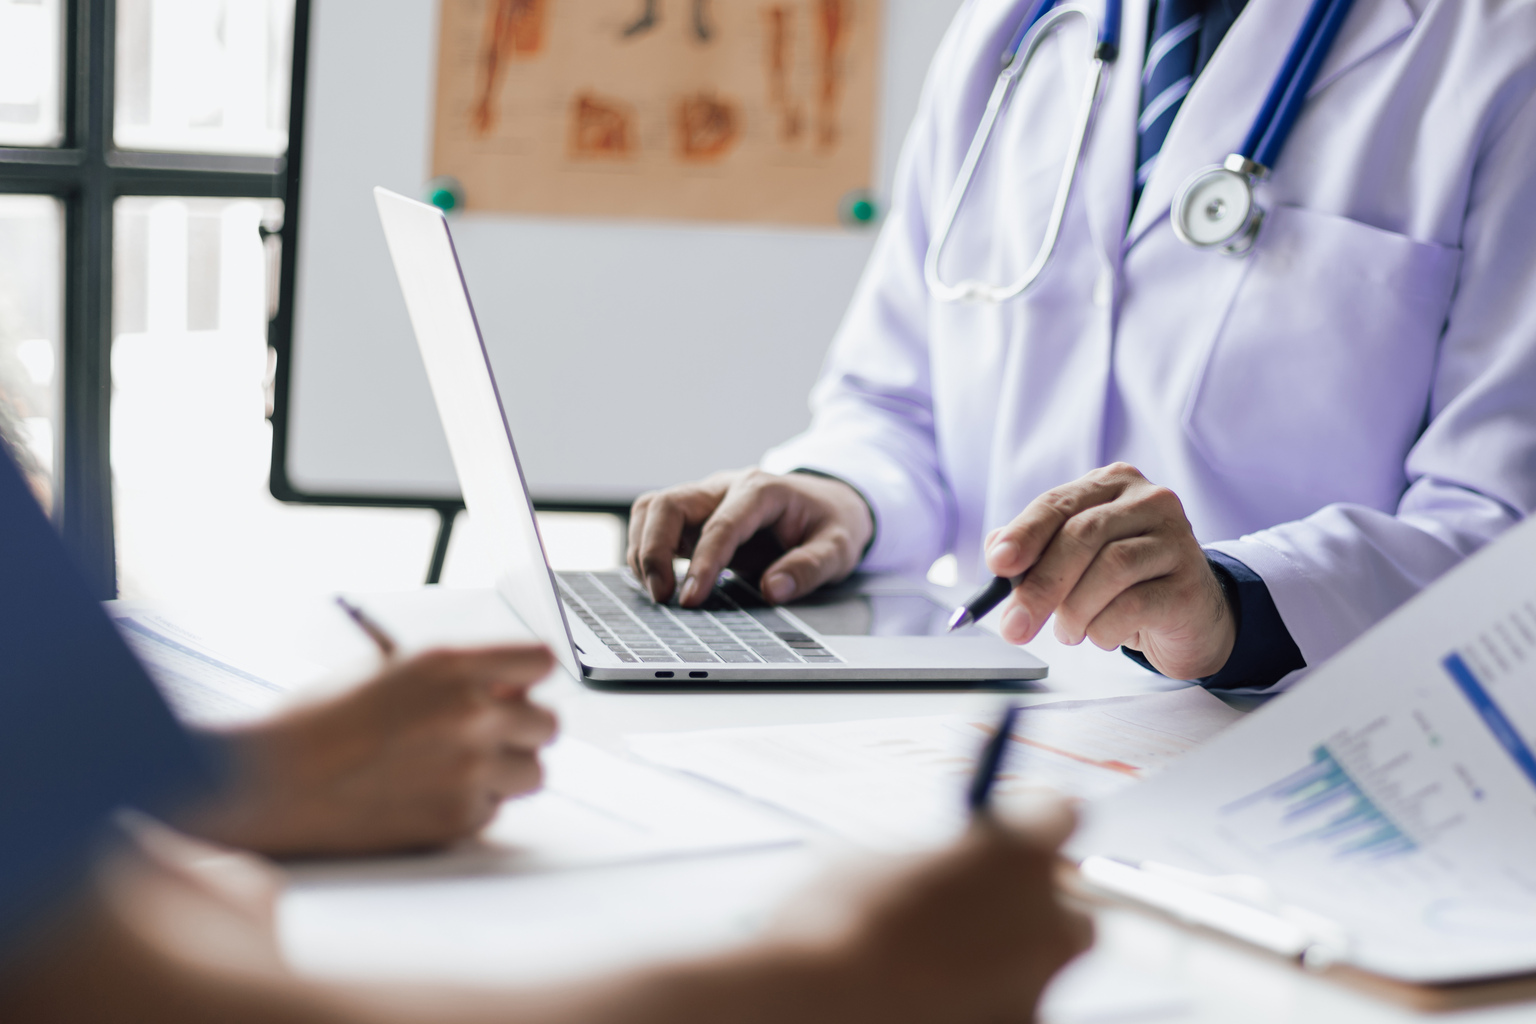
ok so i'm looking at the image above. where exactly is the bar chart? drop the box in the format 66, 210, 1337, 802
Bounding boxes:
1220, 745, 1416, 862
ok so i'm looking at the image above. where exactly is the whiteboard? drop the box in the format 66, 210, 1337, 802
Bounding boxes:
281, 0, 963, 504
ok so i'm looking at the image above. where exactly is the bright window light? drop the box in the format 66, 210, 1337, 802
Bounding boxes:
115, 0, 295, 156
0, 0, 64, 147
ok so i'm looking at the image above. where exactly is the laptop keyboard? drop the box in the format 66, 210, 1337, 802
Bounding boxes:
557, 571, 842, 666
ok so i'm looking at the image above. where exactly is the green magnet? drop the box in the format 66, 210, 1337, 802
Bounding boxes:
424, 176, 465, 214
839, 190, 881, 227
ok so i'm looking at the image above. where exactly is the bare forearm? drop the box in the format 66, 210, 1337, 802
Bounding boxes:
341, 945, 862, 1024
170, 725, 317, 855
0, 892, 367, 1024
7, 919, 866, 1024
1, 860, 862, 1024
2, 817, 1074, 1024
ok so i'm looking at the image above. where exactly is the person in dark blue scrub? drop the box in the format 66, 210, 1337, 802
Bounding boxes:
0, 444, 1090, 1024
0, 439, 213, 954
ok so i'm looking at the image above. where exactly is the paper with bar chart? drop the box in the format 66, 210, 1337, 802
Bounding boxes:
628, 687, 1243, 852
1073, 515, 1536, 983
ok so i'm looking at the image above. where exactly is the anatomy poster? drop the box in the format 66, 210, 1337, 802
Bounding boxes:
431, 0, 883, 225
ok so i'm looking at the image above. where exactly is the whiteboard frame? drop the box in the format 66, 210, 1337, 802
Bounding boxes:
265, 0, 963, 553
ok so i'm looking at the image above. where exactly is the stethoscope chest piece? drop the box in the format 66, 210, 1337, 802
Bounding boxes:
1171, 159, 1263, 255
1168, 0, 1361, 258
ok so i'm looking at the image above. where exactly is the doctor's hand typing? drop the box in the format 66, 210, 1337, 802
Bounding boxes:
181, 644, 559, 857
628, 468, 874, 606
988, 463, 1235, 681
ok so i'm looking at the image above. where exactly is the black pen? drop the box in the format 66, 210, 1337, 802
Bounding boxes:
947, 574, 1023, 632
967, 704, 1021, 814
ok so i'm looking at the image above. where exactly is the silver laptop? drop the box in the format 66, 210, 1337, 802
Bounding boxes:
373, 187, 1046, 686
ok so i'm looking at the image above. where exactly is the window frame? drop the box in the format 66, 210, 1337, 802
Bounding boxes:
4, 0, 623, 596
0, 0, 298, 598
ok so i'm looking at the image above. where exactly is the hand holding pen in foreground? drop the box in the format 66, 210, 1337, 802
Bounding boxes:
178, 602, 560, 857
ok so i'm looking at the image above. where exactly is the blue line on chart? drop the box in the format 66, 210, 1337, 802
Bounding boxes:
115, 617, 286, 694
1443, 652, 1536, 790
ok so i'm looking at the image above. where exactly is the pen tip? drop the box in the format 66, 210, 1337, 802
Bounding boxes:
947, 608, 973, 632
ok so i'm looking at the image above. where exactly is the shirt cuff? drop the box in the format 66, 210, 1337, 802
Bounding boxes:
1122, 550, 1307, 690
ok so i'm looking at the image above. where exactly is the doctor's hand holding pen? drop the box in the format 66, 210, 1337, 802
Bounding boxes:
180, 642, 560, 858
981, 462, 1235, 680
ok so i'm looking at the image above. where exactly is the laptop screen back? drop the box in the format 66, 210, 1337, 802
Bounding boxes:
374, 188, 580, 679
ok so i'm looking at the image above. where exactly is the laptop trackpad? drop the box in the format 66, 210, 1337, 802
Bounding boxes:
820, 635, 1044, 671
785, 590, 1044, 671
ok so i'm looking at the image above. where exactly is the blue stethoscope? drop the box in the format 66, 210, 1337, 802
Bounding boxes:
925, 0, 1358, 304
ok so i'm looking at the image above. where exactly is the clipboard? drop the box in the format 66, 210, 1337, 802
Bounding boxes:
1062, 857, 1536, 1013
1057, 512, 1536, 1011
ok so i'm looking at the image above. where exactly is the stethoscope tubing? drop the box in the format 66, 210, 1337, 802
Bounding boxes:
1241, 0, 1358, 169
1002, 0, 1122, 65
925, 3, 1111, 304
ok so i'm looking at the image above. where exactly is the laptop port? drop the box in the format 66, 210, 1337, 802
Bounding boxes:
689, 671, 709, 679
654, 671, 675, 678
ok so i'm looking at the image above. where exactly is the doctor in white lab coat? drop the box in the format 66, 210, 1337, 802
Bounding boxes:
627, 0, 1536, 689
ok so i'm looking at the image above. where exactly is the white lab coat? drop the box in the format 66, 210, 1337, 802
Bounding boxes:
762, 0, 1536, 684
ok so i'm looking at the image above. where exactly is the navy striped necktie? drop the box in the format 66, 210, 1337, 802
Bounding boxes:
1136, 0, 1205, 207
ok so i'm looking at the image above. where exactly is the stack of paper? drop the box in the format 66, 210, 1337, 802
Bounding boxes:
111, 612, 293, 726
629, 687, 1243, 852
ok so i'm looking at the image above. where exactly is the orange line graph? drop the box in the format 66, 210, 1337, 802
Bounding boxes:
1013, 734, 1141, 777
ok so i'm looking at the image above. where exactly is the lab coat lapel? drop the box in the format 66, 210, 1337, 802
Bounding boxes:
1310, 0, 1416, 95
1124, 0, 1415, 248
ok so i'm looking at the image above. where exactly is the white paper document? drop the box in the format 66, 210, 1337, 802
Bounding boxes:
628, 688, 1243, 852
288, 738, 802, 883
1072, 514, 1536, 984
111, 612, 292, 726
281, 740, 808, 986
480, 739, 803, 870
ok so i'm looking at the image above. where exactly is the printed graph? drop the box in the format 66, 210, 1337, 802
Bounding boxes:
1221, 746, 1417, 862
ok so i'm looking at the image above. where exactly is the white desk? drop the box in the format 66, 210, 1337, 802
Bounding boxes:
132, 587, 1536, 1023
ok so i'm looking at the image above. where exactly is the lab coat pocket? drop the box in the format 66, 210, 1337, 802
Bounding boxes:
1183, 204, 1461, 503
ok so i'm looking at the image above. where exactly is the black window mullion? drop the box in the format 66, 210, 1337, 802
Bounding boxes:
112, 169, 285, 199
59, 185, 116, 599
56, 0, 116, 599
